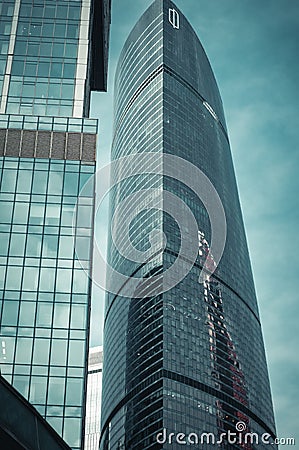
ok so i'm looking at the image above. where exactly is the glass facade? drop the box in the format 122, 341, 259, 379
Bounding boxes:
84, 346, 103, 450
0, 0, 110, 117
100, 1, 277, 449
1, 0, 85, 117
0, 0, 111, 448
0, 155, 95, 449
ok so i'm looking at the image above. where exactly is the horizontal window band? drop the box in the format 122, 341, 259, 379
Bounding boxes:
113, 63, 229, 147
99, 368, 276, 445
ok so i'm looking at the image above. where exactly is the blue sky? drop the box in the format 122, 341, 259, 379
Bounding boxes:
90, 0, 299, 444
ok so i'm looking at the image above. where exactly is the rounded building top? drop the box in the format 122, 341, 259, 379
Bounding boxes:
114, 0, 227, 133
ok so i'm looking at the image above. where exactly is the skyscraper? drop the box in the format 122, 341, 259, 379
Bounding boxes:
100, 1, 277, 449
0, 1, 110, 449
84, 346, 103, 450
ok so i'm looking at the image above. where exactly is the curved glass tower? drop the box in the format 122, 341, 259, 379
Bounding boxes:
100, 1, 276, 449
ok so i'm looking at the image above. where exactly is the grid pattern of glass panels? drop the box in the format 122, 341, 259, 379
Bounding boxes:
8, 0, 80, 116
0, 156, 95, 450
100, 1, 277, 449
0, 0, 92, 117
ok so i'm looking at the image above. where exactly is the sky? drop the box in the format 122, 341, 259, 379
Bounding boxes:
90, 0, 299, 445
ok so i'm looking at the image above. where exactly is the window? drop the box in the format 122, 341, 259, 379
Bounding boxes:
52, 42, 64, 57
36, 303, 53, 327
47, 376, 65, 404
19, 302, 36, 327
9, 233, 26, 255
67, 24, 78, 39
39, 267, 55, 291
68, 340, 85, 366
42, 235, 59, 257
5, 266, 22, 290
50, 339, 67, 366
30, 23, 42, 37
53, 303, 70, 328
63, 63, 76, 79
48, 171, 63, 195
54, 23, 66, 38
56, 269, 72, 292
59, 236, 74, 259
48, 82, 61, 98
26, 234, 42, 257
37, 61, 49, 77
63, 418, 81, 448
2, 301, 19, 326
0, 201, 13, 222
27, 43, 39, 56
13, 375, 29, 398
0, 337, 16, 364
66, 378, 83, 405
30, 376, 48, 403
15, 337, 33, 364
17, 170, 33, 192
22, 266, 38, 291
70, 304, 86, 329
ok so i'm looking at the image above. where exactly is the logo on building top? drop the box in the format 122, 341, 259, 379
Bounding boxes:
169, 8, 180, 29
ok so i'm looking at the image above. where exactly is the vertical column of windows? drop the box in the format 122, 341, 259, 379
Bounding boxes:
0, 0, 20, 113
74, 0, 91, 117
14, 195, 35, 401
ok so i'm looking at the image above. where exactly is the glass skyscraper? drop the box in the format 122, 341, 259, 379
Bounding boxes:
0, 1, 110, 449
100, 1, 277, 449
